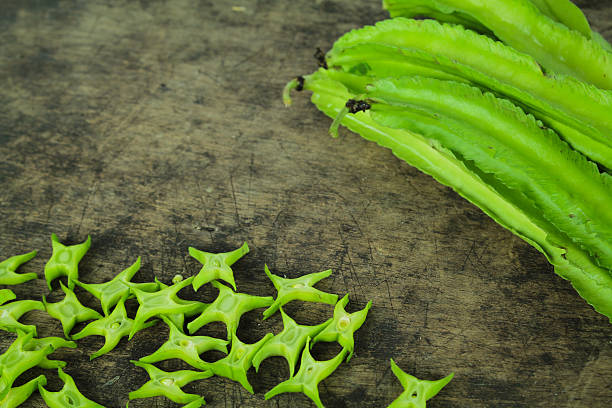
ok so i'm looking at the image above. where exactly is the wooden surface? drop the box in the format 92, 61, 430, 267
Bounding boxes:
1, 0, 612, 407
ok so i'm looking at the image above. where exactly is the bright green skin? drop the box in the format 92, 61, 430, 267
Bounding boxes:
23, 335, 77, 369
39, 367, 105, 407
326, 18, 612, 169
129, 361, 210, 405
312, 294, 372, 362
129, 275, 205, 339
44, 233, 91, 290
0, 289, 44, 335
0, 331, 53, 400
382, 0, 612, 89
0, 251, 38, 285
43, 281, 102, 339
188, 242, 249, 291
72, 296, 154, 359
265, 337, 348, 408
154, 277, 208, 333
208, 332, 274, 394
289, 69, 612, 320
187, 280, 273, 339
252, 307, 330, 377
139, 315, 228, 370
0, 374, 46, 408
75, 257, 159, 316
262, 265, 338, 320
387, 359, 453, 408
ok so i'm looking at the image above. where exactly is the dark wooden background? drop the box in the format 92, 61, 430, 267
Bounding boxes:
1, 0, 611, 407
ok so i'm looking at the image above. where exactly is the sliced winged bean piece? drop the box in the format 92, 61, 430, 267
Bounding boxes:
387, 359, 453, 408
153, 277, 207, 333
187, 280, 273, 339
72, 296, 154, 359
188, 242, 249, 291
262, 265, 338, 320
0, 251, 38, 285
208, 332, 274, 394
129, 361, 210, 405
312, 294, 371, 362
0, 289, 16, 304
0, 374, 46, 408
383, 0, 612, 89
44, 234, 91, 290
265, 337, 348, 408
39, 367, 105, 407
43, 281, 102, 339
129, 276, 203, 339
0, 331, 54, 400
0, 293, 44, 335
75, 257, 159, 316
294, 69, 612, 320
253, 307, 330, 377
139, 315, 228, 369
24, 335, 77, 369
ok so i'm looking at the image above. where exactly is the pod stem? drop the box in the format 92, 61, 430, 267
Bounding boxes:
282, 76, 305, 107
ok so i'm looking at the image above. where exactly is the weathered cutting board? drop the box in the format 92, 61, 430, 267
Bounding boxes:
1, 0, 611, 407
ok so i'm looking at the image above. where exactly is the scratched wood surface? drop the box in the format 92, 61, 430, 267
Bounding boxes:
1, 0, 612, 407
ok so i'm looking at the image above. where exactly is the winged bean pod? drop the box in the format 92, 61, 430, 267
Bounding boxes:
383, 0, 612, 89
326, 18, 612, 169
286, 69, 612, 320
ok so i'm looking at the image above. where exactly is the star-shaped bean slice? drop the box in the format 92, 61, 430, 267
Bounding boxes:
387, 359, 453, 408
153, 277, 208, 333
311, 294, 372, 362
264, 337, 348, 408
72, 296, 154, 359
0, 251, 38, 285
43, 281, 102, 339
0, 289, 15, 304
44, 233, 91, 290
188, 242, 249, 291
252, 307, 330, 377
0, 330, 54, 400
186, 281, 273, 340
39, 367, 105, 407
24, 335, 77, 369
262, 265, 338, 320
0, 289, 45, 335
139, 315, 228, 370
0, 374, 46, 408
75, 257, 159, 316
129, 361, 210, 405
129, 276, 204, 339
208, 332, 274, 394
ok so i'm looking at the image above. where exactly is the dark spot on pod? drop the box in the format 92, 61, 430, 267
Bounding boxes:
346, 99, 371, 114
568, 213, 575, 218
296, 76, 305, 91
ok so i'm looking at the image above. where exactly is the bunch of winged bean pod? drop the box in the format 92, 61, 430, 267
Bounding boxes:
284, 0, 612, 322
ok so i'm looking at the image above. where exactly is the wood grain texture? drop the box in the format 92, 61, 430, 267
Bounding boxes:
0, 0, 611, 407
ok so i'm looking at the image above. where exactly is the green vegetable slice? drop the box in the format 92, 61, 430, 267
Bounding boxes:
24, 335, 77, 369
387, 359, 453, 408
75, 257, 159, 316
153, 277, 208, 332
72, 296, 153, 359
0, 289, 44, 335
43, 281, 102, 339
312, 294, 371, 362
0, 289, 15, 304
208, 332, 274, 394
44, 234, 91, 290
186, 280, 273, 339
0, 251, 37, 285
0, 374, 46, 408
129, 276, 203, 339
39, 367, 105, 407
382, 0, 612, 89
262, 265, 338, 320
264, 337, 348, 408
139, 315, 228, 370
325, 18, 612, 169
129, 360, 210, 405
252, 307, 330, 377
0, 331, 54, 400
188, 242, 249, 291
